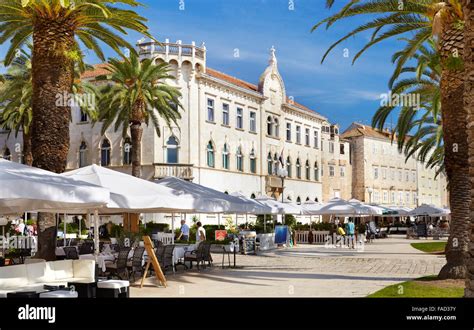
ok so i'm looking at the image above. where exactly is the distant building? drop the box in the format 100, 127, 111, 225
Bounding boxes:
341, 123, 448, 208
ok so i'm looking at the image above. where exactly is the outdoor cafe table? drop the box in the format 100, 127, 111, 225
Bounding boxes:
79, 253, 115, 272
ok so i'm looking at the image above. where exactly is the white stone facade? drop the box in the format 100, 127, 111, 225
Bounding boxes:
0, 40, 448, 225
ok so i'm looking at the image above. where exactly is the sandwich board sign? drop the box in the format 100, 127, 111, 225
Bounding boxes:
140, 235, 167, 288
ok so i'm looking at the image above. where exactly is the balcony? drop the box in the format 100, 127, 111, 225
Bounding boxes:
137, 39, 206, 60
154, 163, 194, 180
266, 175, 283, 189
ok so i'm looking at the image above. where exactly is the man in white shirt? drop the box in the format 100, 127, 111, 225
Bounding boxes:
196, 221, 206, 242
177, 220, 190, 241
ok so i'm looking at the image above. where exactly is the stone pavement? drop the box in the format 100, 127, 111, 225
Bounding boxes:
131, 236, 447, 297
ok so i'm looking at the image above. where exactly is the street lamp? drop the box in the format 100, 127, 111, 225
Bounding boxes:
367, 187, 373, 204
277, 168, 288, 203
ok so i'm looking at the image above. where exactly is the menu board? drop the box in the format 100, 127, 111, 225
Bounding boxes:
215, 230, 227, 241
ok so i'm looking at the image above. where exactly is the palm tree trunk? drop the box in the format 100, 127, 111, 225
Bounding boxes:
23, 129, 33, 166
130, 123, 143, 178
438, 27, 471, 279
31, 17, 75, 260
464, 0, 474, 297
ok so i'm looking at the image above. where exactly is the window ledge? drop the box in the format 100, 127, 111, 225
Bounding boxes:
206, 120, 216, 125
221, 124, 231, 128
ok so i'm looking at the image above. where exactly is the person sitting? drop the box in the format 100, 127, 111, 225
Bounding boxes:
177, 220, 190, 241
196, 222, 206, 242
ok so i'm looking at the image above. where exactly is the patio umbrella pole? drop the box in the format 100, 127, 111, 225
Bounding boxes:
171, 213, 175, 244
264, 214, 266, 233
218, 213, 221, 227
94, 210, 99, 255
63, 214, 66, 247
78, 216, 81, 240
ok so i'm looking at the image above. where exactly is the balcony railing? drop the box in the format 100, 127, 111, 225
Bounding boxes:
154, 163, 194, 180
137, 39, 206, 60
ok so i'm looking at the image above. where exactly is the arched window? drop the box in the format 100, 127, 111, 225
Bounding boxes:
207, 141, 215, 167
222, 143, 230, 169
236, 146, 243, 172
2, 147, 11, 161
79, 141, 88, 168
305, 160, 311, 180
315, 197, 319, 203
166, 136, 179, 164
274, 118, 279, 137
100, 139, 111, 166
314, 161, 319, 181
267, 116, 273, 136
273, 153, 279, 174
267, 152, 273, 175
286, 156, 292, 178
123, 137, 132, 165
249, 149, 257, 174
306, 197, 310, 202
250, 193, 256, 199
296, 158, 301, 179
296, 196, 301, 205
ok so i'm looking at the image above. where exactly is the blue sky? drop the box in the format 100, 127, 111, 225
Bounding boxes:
1, 0, 406, 131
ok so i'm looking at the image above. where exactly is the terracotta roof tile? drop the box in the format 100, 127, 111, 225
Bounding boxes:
81, 63, 110, 79
205, 68, 259, 92
342, 123, 411, 142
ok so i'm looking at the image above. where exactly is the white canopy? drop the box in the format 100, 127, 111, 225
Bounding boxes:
301, 200, 323, 215
254, 195, 302, 215
62, 165, 195, 214
348, 199, 383, 215
386, 206, 413, 216
409, 204, 450, 217
229, 192, 272, 214
303, 197, 380, 216
0, 159, 109, 214
156, 177, 268, 214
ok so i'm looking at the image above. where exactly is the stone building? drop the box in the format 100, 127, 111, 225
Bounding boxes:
341, 123, 448, 208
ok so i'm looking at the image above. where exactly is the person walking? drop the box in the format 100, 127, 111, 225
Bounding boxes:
177, 220, 190, 241
345, 219, 355, 249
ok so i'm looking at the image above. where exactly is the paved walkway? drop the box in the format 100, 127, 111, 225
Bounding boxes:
131, 237, 447, 297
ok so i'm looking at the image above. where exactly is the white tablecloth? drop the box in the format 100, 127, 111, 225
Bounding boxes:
79, 253, 115, 272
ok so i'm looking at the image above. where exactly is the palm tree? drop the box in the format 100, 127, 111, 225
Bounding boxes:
463, 0, 474, 297
0, 49, 33, 165
0, 49, 99, 166
96, 53, 182, 178
0, 0, 151, 261
313, 0, 469, 279
372, 39, 443, 172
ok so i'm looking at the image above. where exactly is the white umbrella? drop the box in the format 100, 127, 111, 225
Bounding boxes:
348, 199, 383, 216
304, 197, 378, 216
387, 206, 413, 216
229, 192, 272, 214
301, 200, 323, 215
62, 165, 196, 214
409, 204, 450, 217
156, 177, 267, 214
254, 195, 302, 215
0, 159, 109, 214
